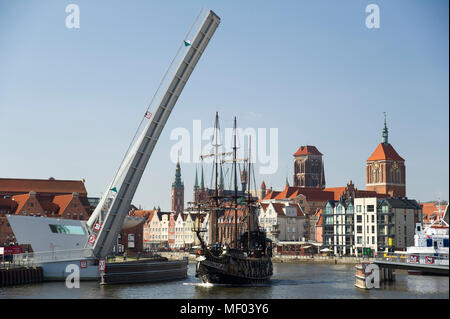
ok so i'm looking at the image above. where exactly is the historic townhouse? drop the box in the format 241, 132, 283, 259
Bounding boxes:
174, 213, 185, 248
258, 201, 306, 243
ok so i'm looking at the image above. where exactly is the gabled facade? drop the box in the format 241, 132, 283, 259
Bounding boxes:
183, 213, 195, 247
174, 213, 185, 248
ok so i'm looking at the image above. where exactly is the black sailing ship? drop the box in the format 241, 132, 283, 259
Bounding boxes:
192, 113, 273, 284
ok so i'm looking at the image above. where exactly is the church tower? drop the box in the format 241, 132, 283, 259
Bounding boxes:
366, 115, 406, 197
171, 160, 184, 214
293, 145, 325, 189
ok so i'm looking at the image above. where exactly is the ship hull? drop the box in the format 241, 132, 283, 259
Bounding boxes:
195, 257, 272, 285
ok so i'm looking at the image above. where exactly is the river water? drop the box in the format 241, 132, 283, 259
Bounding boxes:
0, 262, 448, 299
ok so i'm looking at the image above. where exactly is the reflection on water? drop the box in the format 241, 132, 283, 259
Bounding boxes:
0, 262, 448, 299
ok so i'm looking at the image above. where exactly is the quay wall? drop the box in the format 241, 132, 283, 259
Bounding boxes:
159, 252, 373, 265
0, 266, 44, 287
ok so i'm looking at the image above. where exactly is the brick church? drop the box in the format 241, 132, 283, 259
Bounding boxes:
366, 117, 406, 197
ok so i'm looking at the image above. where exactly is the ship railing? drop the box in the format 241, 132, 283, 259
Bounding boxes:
375, 252, 449, 266
11, 248, 95, 265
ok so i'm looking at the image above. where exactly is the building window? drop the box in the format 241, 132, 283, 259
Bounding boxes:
357, 226, 362, 234
357, 236, 362, 244
356, 215, 362, 223
367, 205, 374, 212
356, 205, 362, 213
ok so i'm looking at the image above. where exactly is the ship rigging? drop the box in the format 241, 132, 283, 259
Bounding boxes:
192, 113, 273, 284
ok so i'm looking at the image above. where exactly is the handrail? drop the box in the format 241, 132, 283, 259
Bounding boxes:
12, 248, 95, 264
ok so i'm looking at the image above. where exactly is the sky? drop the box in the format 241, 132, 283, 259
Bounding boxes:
0, 0, 448, 210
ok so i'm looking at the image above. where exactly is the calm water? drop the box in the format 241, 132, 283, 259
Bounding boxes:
0, 262, 448, 299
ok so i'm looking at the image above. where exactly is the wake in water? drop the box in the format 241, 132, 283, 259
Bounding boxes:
182, 279, 297, 288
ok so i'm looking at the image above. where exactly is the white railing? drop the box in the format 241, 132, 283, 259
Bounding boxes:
375, 253, 449, 266
12, 248, 95, 264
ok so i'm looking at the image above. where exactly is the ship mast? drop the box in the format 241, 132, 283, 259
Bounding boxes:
233, 116, 238, 249
214, 112, 220, 245
247, 136, 252, 251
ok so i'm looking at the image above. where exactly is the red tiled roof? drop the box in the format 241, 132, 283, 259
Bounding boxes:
0, 178, 87, 195
261, 203, 269, 212
12, 193, 31, 214
265, 185, 334, 202
355, 190, 388, 199
316, 209, 323, 226
367, 143, 404, 161
52, 194, 73, 216
294, 187, 334, 202
324, 187, 347, 201
292, 204, 304, 217
293, 145, 323, 156
324, 187, 388, 200
271, 203, 285, 216
421, 203, 447, 222
263, 191, 280, 200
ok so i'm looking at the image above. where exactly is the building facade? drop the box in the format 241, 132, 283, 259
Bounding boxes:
258, 201, 307, 243
323, 197, 422, 256
376, 198, 422, 252
322, 198, 355, 256
354, 197, 379, 256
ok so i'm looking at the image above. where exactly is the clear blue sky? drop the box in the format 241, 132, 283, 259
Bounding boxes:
0, 0, 448, 210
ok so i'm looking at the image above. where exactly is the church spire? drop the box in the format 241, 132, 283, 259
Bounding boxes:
194, 165, 199, 189
382, 112, 389, 145
172, 159, 183, 187
200, 163, 205, 190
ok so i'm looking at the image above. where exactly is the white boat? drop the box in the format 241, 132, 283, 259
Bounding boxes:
403, 204, 449, 271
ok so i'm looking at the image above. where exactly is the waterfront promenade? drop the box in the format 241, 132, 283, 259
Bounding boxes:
159, 252, 373, 265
